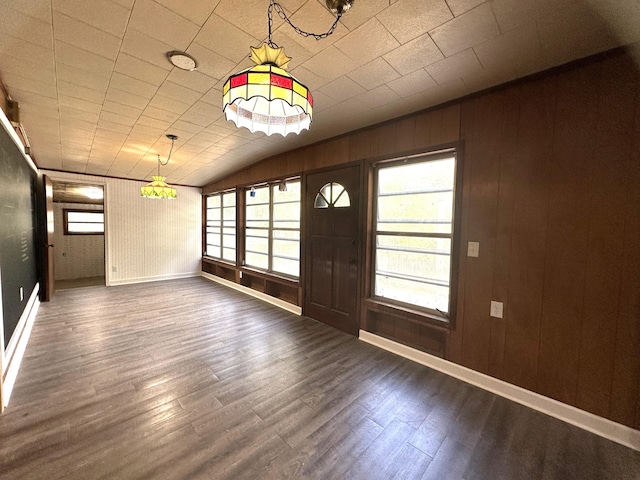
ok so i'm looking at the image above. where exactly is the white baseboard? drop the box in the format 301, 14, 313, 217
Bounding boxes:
359, 330, 640, 452
2, 284, 40, 409
201, 272, 302, 316
108, 271, 200, 286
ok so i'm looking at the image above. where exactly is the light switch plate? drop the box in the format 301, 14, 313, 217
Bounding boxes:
467, 241, 479, 257
490, 301, 503, 318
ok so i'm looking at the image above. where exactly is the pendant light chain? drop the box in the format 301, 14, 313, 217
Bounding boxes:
267, 0, 343, 48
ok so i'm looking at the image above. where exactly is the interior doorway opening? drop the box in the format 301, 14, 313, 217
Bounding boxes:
51, 181, 106, 291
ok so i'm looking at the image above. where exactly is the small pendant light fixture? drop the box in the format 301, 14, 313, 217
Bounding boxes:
141, 134, 178, 199
222, 0, 355, 136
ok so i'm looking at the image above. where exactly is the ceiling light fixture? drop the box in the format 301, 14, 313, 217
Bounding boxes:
222, 0, 355, 136
141, 134, 178, 199
167, 51, 198, 71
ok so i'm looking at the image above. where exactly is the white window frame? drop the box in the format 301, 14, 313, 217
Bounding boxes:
372, 149, 460, 321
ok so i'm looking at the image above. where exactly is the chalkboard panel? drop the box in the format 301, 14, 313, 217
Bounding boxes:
0, 122, 37, 348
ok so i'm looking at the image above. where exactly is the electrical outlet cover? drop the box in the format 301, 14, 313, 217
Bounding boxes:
490, 301, 503, 318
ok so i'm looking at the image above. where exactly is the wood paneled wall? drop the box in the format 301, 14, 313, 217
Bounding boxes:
202, 49, 640, 430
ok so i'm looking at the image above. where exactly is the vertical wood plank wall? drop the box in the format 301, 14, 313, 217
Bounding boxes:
203, 49, 640, 430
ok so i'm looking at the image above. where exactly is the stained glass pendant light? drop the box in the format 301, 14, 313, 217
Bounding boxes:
141, 134, 178, 199
222, 0, 354, 136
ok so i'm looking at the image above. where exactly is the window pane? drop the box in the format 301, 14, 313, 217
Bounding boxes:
222, 192, 235, 207
273, 181, 300, 203
222, 206, 235, 223
68, 222, 104, 233
377, 191, 453, 234
273, 257, 299, 277
246, 186, 269, 205
273, 238, 300, 260
375, 274, 449, 312
222, 248, 235, 262
206, 232, 220, 246
246, 252, 268, 269
273, 203, 300, 222
207, 196, 220, 208
378, 158, 454, 195
246, 236, 268, 254
206, 245, 221, 258
68, 211, 104, 223
376, 236, 451, 284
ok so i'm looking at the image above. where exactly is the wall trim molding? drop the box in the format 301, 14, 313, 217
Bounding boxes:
2, 284, 40, 409
202, 272, 302, 315
108, 271, 200, 286
359, 330, 640, 452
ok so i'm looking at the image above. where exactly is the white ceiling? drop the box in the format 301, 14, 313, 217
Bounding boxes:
0, 0, 639, 187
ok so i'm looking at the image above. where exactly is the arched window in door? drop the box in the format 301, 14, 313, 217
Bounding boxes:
314, 182, 351, 209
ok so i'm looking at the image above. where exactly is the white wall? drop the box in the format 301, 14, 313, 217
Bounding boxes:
41, 170, 202, 285
53, 202, 105, 280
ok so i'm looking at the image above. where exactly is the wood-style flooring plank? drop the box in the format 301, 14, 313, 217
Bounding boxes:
0, 277, 638, 480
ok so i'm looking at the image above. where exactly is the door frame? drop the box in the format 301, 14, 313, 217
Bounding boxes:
301, 160, 365, 334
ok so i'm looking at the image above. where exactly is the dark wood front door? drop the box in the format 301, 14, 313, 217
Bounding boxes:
304, 165, 361, 335
42, 175, 55, 301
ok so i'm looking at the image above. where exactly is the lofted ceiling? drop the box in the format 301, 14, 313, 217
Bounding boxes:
0, 0, 639, 187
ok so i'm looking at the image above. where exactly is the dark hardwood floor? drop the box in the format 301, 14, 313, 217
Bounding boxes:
1, 277, 638, 479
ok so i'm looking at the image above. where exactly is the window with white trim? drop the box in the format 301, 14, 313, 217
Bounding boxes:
373, 151, 458, 317
64, 209, 104, 235
205, 190, 236, 262
245, 180, 300, 277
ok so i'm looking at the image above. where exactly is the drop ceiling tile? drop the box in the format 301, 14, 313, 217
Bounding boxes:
105, 88, 151, 110
0, 56, 55, 84
195, 14, 260, 63
102, 101, 144, 119
97, 119, 132, 135
179, 110, 214, 128
147, 95, 191, 116
339, 0, 389, 30
215, 0, 275, 38
57, 63, 111, 91
171, 120, 203, 135
114, 53, 170, 86
93, 129, 128, 143
383, 32, 444, 75
185, 43, 237, 81
166, 69, 217, 94
473, 22, 541, 75
154, 0, 220, 26
52, 0, 132, 37
309, 90, 339, 113
120, 28, 178, 71
302, 46, 358, 83
425, 48, 483, 84
7, 0, 52, 23
536, 2, 618, 67
334, 18, 400, 66
430, 3, 500, 56
377, 0, 453, 44
155, 81, 202, 104
386, 68, 437, 97
59, 106, 100, 123
58, 80, 107, 104
137, 116, 171, 130
1, 72, 57, 98
142, 106, 181, 124
318, 76, 366, 103
53, 12, 121, 61
446, 0, 487, 16
100, 111, 138, 128
489, 0, 574, 34
128, 0, 199, 49
289, 66, 329, 91
348, 57, 401, 90
0, 6, 53, 48
110, 72, 159, 99
58, 94, 102, 114
0, 33, 55, 67
23, 103, 59, 121
589, 0, 640, 45
55, 41, 115, 78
